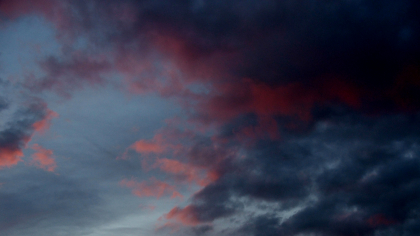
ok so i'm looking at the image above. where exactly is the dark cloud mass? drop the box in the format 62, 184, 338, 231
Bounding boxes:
0, 100, 50, 168
174, 113, 420, 236
46, 0, 420, 117
1, 0, 420, 235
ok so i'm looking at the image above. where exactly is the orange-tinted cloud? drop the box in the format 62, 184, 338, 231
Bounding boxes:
120, 177, 182, 199
32, 109, 59, 134
30, 144, 56, 172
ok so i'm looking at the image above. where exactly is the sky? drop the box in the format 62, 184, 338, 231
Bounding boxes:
0, 0, 420, 235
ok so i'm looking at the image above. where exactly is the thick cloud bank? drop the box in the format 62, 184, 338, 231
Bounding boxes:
1, 0, 420, 235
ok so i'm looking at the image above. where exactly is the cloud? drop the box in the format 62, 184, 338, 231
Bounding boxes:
0, 148, 24, 168
120, 177, 182, 199
128, 131, 221, 186
26, 54, 112, 97
30, 144, 56, 172
0, 0, 58, 19
170, 113, 420, 235
130, 139, 165, 154
2, 0, 420, 235
165, 205, 202, 226
32, 109, 58, 134
10, 0, 419, 117
0, 100, 51, 168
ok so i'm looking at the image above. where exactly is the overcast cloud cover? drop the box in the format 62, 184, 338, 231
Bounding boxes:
0, 0, 420, 235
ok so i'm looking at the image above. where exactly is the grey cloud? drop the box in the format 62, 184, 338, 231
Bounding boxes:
183, 113, 420, 236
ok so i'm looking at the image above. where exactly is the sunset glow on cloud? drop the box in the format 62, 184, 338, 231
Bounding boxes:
32, 109, 59, 134
30, 144, 56, 172
0, 147, 23, 168
1, 0, 420, 236
120, 178, 183, 200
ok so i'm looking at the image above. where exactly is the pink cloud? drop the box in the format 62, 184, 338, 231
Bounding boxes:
130, 140, 165, 154
0, 148, 24, 168
32, 109, 59, 134
31, 144, 56, 172
120, 177, 183, 200
127, 128, 225, 187
152, 157, 214, 186
128, 133, 181, 156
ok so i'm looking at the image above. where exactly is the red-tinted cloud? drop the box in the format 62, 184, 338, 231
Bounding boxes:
120, 177, 182, 200
30, 144, 56, 172
0, 148, 24, 168
26, 54, 112, 97
128, 131, 222, 186
130, 139, 166, 154
0, 0, 57, 19
152, 157, 215, 186
367, 214, 397, 227
32, 109, 59, 134
0, 103, 57, 169
0, 0, 72, 32
129, 133, 184, 155
198, 78, 362, 125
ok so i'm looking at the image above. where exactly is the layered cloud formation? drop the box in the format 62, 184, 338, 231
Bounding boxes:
1, 0, 420, 235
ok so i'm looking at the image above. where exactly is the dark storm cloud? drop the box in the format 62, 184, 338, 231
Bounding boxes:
178, 113, 420, 236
